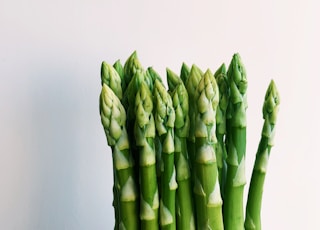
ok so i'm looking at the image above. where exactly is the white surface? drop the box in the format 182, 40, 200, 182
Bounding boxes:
1, 0, 319, 229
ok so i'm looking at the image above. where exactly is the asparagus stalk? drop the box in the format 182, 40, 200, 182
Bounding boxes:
167, 68, 195, 230
100, 61, 124, 229
193, 69, 224, 229
244, 80, 280, 230
223, 53, 248, 230
100, 84, 139, 230
134, 82, 159, 230
214, 63, 229, 195
185, 64, 203, 173
153, 79, 177, 230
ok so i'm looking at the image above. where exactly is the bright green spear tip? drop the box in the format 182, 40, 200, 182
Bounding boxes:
186, 64, 203, 94
123, 51, 144, 89
214, 63, 227, 77
166, 68, 181, 92
180, 62, 190, 84
101, 62, 123, 100
172, 83, 189, 136
154, 80, 175, 131
230, 53, 247, 92
263, 80, 280, 124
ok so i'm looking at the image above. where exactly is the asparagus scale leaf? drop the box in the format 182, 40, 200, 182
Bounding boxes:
244, 80, 280, 230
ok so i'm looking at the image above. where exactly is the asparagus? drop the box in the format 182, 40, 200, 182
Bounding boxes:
100, 84, 139, 230
214, 63, 229, 195
223, 53, 248, 230
185, 64, 203, 173
113, 60, 125, 92
180, 62, 191, 85
167, 68, 195, 230
244, 80, 280, 230
123, 51, 144, 92
134, 82, 159, 230
153, 79, 177, 230
193, 69, 224, 230
101, 61, 123, 100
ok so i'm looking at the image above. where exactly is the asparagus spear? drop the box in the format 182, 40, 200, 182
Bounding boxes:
153, 79, 177, 230
214, 63, 229, 195
134, 82, 159, 230
167, 68, 195, 230
100, 61, 124, 229
244, 80, 280, 230
223, 53, 248, 230
185, 64, 203, 173
193, 69, 224, 230
100, 84, 139, 230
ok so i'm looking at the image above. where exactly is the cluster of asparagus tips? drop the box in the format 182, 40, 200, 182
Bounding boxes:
99, 51, 280, 230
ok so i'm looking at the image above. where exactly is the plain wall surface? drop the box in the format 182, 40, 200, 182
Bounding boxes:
1, 0, 319, 229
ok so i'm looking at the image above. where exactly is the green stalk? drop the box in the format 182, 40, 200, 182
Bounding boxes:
134, 82, 159, 230
244, 80, 280, 230
154, 79, 177, 230
185, 64, 203, 173
223, 53, 248, 230
214, 63, 229, 196
167, 68, 195, 230
100, 84, 139, 230
194, 69, 224, 230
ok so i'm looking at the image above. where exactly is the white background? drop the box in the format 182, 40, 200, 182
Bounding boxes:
1, 0, 319, 229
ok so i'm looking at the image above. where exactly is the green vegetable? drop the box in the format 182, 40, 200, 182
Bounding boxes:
180, 62, 191, 85
134, 82, 159, 229
214, 63, 229, 196
193, 69, 224, 230
99, 52, 280, 230
100, 84, 139, 230
167, 68, 195, 230
223, 53, 248, 230
154, 79, 177, 230
113, 60, 125, 92
244, 80, 280, 230
123, 51, 144, 92
185, 64, 203, 173
101, 61, 123, 100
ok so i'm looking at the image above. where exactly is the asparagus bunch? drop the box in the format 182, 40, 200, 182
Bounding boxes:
99, 51, 280, 230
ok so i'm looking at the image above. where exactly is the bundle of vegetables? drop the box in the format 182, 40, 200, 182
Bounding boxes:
99, 51, 280, 230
